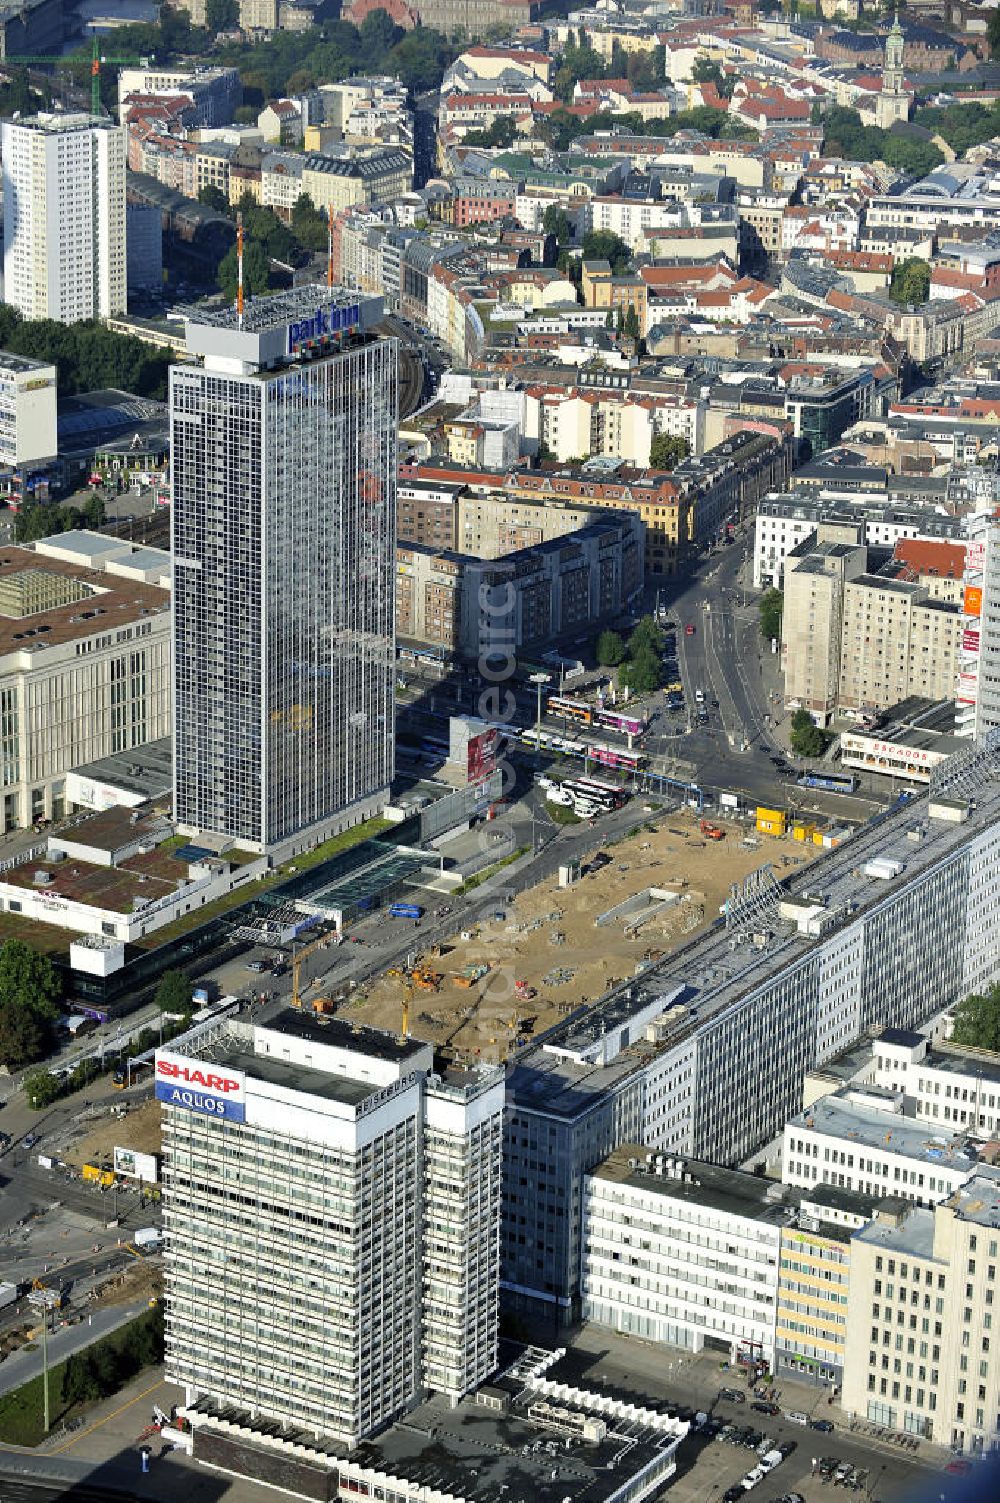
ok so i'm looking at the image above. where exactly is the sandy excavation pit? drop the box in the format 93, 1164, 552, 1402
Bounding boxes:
339, 811, 815, 1063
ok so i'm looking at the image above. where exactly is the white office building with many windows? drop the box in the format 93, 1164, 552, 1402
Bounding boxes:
170, 287, 395, 857
582, 1147, 785, 1364
1, 114, 126, 324
159, 1012, 504, 1461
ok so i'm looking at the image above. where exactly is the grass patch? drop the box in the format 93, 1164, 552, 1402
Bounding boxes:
0, 911, 77, 956
279, 816, 393, 874
157, 834, 188, 853
454, 847, 529, 896
0, 1358, 71, 1446
548, 804, 582, 826
0, 1306, 163, 1447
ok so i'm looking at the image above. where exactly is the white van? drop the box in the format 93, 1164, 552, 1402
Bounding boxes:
546, 786, 574, 806
784, 1411, 809, 1427
695, 689, 705, 704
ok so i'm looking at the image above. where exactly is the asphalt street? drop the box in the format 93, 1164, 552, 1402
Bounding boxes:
0, 1301, 148, 1398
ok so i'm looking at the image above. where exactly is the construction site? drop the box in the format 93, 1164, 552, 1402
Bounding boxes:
337, 809, 818, 1064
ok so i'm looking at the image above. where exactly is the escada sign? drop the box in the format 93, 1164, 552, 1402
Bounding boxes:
154, 1050, 246, 1122
287, 303, 361, 355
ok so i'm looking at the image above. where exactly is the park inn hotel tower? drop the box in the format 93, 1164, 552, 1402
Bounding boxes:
156, 1012, 504, 1475
170, 287, 396, 858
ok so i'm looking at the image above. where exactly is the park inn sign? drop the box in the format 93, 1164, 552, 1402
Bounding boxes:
286, 302, 362, 356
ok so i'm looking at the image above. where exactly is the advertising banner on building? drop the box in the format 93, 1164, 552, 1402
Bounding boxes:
154, 1050, 246, 1122
962, 629, 981, 654
957, 670, 979, 707
114, 1147, 159, 1182
963, 585, 983, 618
467, 726, 498, 784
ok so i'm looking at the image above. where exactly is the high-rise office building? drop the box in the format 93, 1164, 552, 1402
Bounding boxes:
170, 287, 395, 857
1, 114, 126, 324
157, 1012, 504, 1456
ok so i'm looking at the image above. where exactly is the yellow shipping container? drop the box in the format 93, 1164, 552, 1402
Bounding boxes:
792, 822, 816, 842
813, 830, 825, 846
756, 806, 786, 837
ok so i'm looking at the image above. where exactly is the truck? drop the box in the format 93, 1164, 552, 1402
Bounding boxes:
0, 1280, 19, 1311
388, 902, 424, 920
134, 1227, 163, 1250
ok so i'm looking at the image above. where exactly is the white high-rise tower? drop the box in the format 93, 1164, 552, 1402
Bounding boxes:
1, 113, 126, 324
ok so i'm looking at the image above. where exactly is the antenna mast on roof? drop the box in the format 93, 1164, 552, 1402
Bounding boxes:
236, 212, 244, 328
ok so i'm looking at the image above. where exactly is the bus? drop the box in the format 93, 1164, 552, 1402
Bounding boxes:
588, 743, 646, 773
389, 902, 424, 919
595, 708, 646, 738
797, 772, 858, 794
561, 780, 619, 812
571, 775, 630, 807
546, 695, 594, 726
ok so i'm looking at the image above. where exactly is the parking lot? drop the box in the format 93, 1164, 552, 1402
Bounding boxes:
557, 1327, 964, 1503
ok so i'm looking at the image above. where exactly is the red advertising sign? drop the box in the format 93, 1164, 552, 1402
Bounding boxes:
467, 728, 498, 783
963, 629, 981, 654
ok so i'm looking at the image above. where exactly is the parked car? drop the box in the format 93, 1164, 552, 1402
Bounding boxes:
784, 1411, 809, 1426
752, 1402, 779, 1416
810, 1418, 834, 1433
778, 1441, 796, 1458
724, 1489, 744, 1503
719, 1387, 745, 1405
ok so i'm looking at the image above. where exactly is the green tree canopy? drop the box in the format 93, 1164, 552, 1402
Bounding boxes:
581, 229, 632, 274
198, 184, 229, 213
950, 984, 1000, 1053
0, 940, 61, 1070
542, 204, 574, 246
292, 193, 330, 253
649, 433, 689, 471
620, 645, 662, 696
789, 707, 829, 759
23, 1068, 63, 1109
595, 629, 627, 667
155, 970, 194, 1016
629, 615, 663, 658
205, 0, 238, 31
217, 239, 271, 303
889, 257, 931, 308
464, 113, 518, 149
759, 587, 783, 642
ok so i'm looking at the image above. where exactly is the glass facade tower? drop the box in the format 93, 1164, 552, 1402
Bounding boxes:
170, 289, 396, 854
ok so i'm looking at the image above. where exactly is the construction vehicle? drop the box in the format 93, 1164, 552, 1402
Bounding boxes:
7, 37, 149, 115
291, 930, 331, 1008
411, 967, 442, 991
700, 820, 725, 841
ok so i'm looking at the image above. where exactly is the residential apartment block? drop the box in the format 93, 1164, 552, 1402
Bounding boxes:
1, 114, 126, 325
396, 513, 643, 658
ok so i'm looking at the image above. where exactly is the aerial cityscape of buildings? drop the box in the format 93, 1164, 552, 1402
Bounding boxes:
3, 3, 1000, 1503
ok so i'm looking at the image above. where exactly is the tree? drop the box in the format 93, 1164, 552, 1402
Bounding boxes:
292, 193, 329, 253
789, 707, 829, 759
198, 184, 230, 214
155, 970, 193, 1016
217, 239, 270, 303
990, 6, 1000, 59
649, 432, 689, 471
628, 615, 663, 658
950, 984, 1000, 1053
542, 204, 573, 247
596, 629, 627, 667
0, 939, 60, 1016
759, 587, 783, 642
359, 7, 404, 56
620, 646, 662, 696
464, 113, 517, 149
691, 56, 734, 99
889, 257, 931, 308
622, 304, 641, 343
23, 1068, 63, 1109
205, 0, 238, 30
581, 229, 632, 274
